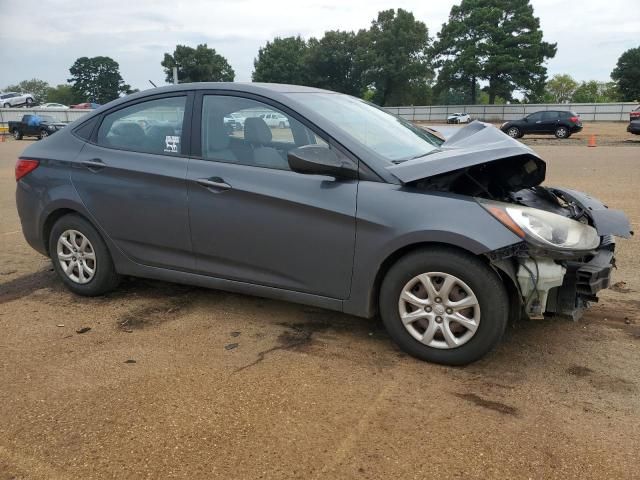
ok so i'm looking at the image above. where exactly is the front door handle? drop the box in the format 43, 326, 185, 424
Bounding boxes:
196, 177, 232, 191
81, 159, 106, 170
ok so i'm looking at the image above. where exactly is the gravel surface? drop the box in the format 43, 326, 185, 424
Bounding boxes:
0, 138, 639, 479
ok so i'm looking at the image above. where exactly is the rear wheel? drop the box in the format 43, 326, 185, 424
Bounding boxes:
49, 214, 120, 296
12, 129, 22, 140
379, 247, 509, 365
555, 126, 569, 138
26, 98, 34, 105
506, 126, 521, 138
3, 103, 10, 108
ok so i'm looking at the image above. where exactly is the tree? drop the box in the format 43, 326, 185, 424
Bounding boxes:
434, 0, 556, 104
162, 44, 234, 83
252, 36, 309, 85
572, 80, 620, 103
68, 56, 132, 104
359, 9, 433, 106
306, 30, 364, 96
5, 78, 50, 102
545, 74, 578, 103
46, 84, 82, 105
611, 46, 640, 101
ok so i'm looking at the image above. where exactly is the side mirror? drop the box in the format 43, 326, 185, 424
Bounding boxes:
287, 145, 357, 179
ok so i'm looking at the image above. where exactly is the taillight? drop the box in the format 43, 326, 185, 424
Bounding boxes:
15, 159, 39, 181
569, 116, 579, 123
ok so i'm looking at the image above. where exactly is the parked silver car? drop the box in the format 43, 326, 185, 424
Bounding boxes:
1, 91, 35, 107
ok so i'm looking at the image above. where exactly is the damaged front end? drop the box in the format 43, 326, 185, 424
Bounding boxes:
388, 121, 633, 320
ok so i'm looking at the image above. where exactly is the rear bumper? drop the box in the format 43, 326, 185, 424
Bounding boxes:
570, 124, 583, 133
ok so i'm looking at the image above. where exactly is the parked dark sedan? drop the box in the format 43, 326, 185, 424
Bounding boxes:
14, 83, 631, 365
501, 110, 583, 139
627, 119, 640, 135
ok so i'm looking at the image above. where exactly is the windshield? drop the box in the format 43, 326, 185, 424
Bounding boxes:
292, 93, 442, 162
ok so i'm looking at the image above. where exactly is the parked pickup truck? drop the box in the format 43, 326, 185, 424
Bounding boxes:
8, 114, 67, 140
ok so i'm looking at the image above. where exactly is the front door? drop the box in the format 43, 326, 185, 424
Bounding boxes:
186, 93, 358, 299
71, 94, 194, 270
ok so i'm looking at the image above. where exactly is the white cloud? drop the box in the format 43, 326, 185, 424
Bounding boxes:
0, 0, 638, 92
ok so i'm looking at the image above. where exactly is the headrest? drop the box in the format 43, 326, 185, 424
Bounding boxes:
244, 117, 272, 144
112, 122, 145, 139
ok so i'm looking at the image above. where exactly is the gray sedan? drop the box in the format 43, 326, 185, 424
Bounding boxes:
15, 83, 631, 365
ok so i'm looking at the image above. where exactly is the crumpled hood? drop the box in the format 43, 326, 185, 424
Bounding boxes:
387, 121, 545, 184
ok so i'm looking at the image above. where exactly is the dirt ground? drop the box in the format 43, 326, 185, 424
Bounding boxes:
0, 137, 639, 479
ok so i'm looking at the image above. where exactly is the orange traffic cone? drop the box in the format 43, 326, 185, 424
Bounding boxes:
588, 135, 596, 147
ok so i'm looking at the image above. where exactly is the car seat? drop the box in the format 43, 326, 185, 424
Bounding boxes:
243, 117, 289, 170
205, 114, 237, 162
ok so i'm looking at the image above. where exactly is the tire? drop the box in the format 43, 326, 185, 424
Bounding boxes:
26, 98, 33, 105
3, 103, 10, 108
555, 126, 569, 138
506, 126, 521, 138
12, 129, 22, 140
39, 129, 49, 139
379, 247, 509, 365
49, 214, 120, 296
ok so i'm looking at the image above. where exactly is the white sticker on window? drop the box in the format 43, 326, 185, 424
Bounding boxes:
164, 135, 180, 153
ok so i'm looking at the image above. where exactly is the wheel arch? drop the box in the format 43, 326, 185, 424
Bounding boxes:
42, 208, 91, 256
365, 241, 495, 319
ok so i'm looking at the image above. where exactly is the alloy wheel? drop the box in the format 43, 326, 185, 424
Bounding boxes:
398, 272, 480, 349
56, 230, 96, 284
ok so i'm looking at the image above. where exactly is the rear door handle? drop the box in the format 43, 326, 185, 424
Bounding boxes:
196, 177, 232, 191
81, 159, 106, 170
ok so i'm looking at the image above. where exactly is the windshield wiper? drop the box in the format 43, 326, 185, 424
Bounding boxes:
392, 149, 440, 164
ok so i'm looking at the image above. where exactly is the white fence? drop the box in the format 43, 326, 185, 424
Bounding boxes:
1, 102, 636, 129
383, 103, 637, 122
0, 108, 92, 125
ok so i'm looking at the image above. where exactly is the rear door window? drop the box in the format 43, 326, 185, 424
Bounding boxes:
542, 111, 559, 120
97, 96, 186, 156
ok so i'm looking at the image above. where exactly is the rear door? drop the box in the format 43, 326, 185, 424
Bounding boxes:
71, 93, 195, 270
539, 111, 560, 132
186, 92, 358, 299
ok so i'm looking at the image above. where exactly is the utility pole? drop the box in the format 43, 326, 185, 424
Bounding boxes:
173, 67, 178, 85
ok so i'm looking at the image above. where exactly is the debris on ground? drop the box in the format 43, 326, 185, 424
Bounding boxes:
124, 359, 136, 364
75, 327, 91, 334
230, 331, 241, 337
225, 343, 239, 350
611, 281, 632, 293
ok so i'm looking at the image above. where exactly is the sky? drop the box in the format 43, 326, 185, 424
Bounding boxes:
0, 0, 638, 92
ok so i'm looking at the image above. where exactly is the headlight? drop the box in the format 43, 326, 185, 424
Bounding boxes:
480, 200, 600, 251
48, 125, 56, 130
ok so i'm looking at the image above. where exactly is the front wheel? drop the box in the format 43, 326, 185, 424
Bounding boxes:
506, 126, 521, 138
39, 129, 49, 139
379, 248, 509, 365
49, 214, 120, 296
